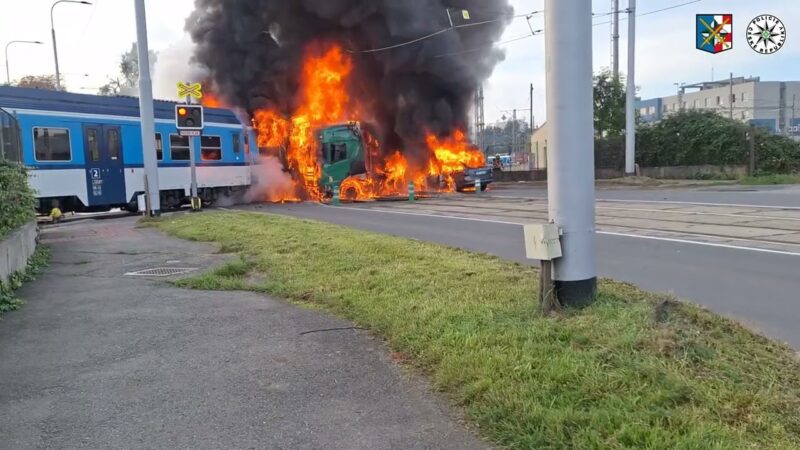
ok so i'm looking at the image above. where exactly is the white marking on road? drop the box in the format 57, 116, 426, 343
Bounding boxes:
490, 195, 800, 210
319, 204, 800, 256
597, 231, 800, 257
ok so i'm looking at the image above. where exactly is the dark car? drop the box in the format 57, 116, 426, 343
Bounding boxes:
454, 166, 493, 192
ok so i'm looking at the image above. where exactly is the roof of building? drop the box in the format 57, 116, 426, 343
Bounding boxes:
683, 76, 760, 91
0, 86, 242, 125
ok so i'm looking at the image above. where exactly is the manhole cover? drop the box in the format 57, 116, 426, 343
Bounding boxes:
124, 267, 198, 277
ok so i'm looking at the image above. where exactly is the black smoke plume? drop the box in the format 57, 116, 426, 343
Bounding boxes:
186, 0, 513, 155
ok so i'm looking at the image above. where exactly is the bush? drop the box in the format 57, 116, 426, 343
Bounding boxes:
635, 111, 800, 173
0, 162, 36, 239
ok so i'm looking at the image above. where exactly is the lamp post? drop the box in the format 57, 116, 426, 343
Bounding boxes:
51, 0, 92, 89
5, 40, 44, 84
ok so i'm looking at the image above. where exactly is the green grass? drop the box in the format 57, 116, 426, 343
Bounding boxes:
739, 174, 800, 185
0, 246, 50, 313
155, 212, 800, 449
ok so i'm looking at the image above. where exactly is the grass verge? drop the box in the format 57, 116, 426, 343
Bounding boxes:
0, 246, 50, 313
739, 174, 800, 185
155, 212, 800, 449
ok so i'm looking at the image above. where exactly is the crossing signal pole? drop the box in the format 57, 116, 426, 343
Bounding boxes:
544, 0, 597, 306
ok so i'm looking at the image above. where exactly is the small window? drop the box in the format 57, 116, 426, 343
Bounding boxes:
155, 133, 163, 160
232, 133, 241, 155
34, 127, 71, 161
716, 96, 721, 105
201, 135, 222, 161
330, 143, 347, 163
106, 128, 120, 160
741, 92, 747, 102
661, 104, 667, 113
732, 94, 736, 103
170, 134, 190, 161
704, 98, 709, 107
87, 128, 100, 161
649, 106, 655, 114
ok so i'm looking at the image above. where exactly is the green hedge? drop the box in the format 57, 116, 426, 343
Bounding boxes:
0, 162, 36, 239
635, 111, 800, 173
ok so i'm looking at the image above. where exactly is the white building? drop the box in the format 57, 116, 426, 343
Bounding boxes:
638, 77, 800, 137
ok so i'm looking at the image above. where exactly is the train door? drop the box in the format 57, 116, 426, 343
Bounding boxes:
83, 124, 126, 207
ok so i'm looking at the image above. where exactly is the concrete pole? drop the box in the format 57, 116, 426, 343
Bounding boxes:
134, 0, 160, 216
611, 0, 620, 79
544, 0, 597, 306
530, 84, 534, 131
512, 109, 517, 153
624, 0, 636, 175
729, 72, 734, 120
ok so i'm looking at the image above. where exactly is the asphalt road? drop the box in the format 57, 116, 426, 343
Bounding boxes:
249, 201, 800, 348
492, 183, 800, 207
0, 218, 485, 450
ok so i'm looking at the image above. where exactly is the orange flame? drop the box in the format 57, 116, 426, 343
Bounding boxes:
248, 43, 486, 202
253, 109, 289, 150
202, 93, 225, 108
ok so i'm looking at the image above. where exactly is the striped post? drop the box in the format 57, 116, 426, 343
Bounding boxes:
332, 184, 340, 206
475, 178, 482, 194
408, 181, 415, 203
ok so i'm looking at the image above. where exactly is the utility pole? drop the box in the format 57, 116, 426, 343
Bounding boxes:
530, 84, 535, 131
792, 94, 796, 138
475, 84, 485, 153
512, 109, 517, 153
624, 0, 636, 175
544, 0, 597, 306
729, 72, 734, 120
611, 0, 620, 79
134, 0, 160, 216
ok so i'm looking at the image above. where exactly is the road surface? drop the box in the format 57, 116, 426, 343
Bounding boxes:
241, 186, 800, 348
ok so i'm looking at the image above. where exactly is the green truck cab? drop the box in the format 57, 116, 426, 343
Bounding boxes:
318, 122, 373, 195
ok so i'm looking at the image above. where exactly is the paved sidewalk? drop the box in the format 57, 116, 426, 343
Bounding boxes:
0, 217, 486, 450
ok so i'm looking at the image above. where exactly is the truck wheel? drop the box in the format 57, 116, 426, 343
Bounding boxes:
344, 187, 358, 200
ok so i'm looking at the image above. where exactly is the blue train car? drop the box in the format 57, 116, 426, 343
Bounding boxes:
0, 86, 251, 212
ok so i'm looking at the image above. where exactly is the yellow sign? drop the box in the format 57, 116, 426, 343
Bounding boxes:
177, 82, 203, 99
462, 10, 470, 20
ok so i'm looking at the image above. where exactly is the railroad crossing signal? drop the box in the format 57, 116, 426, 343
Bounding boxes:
175, 104, 204, 131
177, 81, 203, 99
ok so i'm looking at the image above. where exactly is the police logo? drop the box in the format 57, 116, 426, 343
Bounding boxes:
747, 15, 786, 54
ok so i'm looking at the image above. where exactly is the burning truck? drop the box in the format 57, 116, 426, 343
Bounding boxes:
187, 0, 512, 201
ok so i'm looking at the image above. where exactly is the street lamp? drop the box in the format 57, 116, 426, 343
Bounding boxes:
5, 40, 44, 84
51, 0, 92, 89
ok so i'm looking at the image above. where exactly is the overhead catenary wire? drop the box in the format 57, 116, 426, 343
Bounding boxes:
434, 0, 702, 58
345, 10, 541, 54
593, 0, 702, 26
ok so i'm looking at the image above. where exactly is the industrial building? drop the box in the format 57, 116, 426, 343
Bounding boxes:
637, 76, 800, 138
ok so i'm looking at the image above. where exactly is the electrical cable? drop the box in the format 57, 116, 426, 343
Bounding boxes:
346, 10, 541, 54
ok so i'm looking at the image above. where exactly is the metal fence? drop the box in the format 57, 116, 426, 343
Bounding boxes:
0, 108, 21, 163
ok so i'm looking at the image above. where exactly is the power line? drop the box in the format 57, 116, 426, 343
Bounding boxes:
593, 0, 702, 26
434, 30, 543, 58
346, 10, 541, 54
437, 0, 701, 58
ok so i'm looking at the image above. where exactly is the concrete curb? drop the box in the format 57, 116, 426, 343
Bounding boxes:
1, 221, 38, 284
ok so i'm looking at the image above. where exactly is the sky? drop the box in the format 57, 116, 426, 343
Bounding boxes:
2, 0, 799, 125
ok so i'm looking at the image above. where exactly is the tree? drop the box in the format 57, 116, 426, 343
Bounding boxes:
593, 69, 626, 137
14, 75, 60, 90
483, 117, 531, 154
99, 43, 157, 95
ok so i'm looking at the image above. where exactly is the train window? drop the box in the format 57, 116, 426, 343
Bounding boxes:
155, 133, 163, 160
201, 135, 222, 161
87, 129, 100, 161
232, 133, 241, 155
33, 127, 71, 161
106, 129, 121, 160
169, 134, 190, 161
